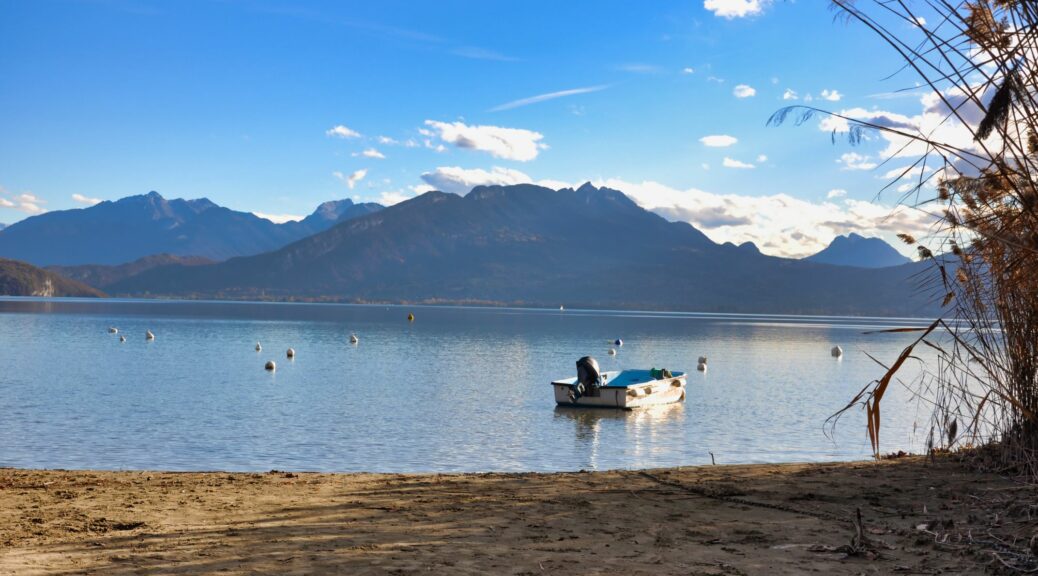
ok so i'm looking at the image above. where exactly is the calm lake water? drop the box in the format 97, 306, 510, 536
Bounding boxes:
0, 298, 939, 472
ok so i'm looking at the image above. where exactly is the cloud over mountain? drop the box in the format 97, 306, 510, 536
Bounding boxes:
423, 120, 546, 161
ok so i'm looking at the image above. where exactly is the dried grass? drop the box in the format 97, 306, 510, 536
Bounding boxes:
778, 1, 1038, 477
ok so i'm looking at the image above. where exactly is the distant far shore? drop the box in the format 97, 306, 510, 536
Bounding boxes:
0, 294, 942, 322
0, 458, 1016, 574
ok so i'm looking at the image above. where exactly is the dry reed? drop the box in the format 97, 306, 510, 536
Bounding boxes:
772, 1, 1038, 477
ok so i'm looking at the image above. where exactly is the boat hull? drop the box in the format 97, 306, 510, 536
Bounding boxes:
552, 373, 686, 409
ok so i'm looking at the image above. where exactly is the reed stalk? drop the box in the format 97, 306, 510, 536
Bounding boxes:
773, 1, 1038, 476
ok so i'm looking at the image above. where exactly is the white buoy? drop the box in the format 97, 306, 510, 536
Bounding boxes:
698, 356, 708, 365
108, 327, 118, 334
559, 305, 564, 311
608, 348, 616, 355
255, 342, 262, 351
697, 362, 708, 372
831, 346, 843, 358
349, 334, 359, 344
119, 335, 126, 343
286, 348, 295, 358
265, 360, 276, 371
614, 338, 623, 347
145, 330, 155, 341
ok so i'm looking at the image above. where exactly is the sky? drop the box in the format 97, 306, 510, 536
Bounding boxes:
0, 0, 964, 257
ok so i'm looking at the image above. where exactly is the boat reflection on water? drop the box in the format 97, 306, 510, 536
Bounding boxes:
553, 403, 687, 470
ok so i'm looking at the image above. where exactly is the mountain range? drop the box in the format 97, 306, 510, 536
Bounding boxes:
0, 192, 382, 266
804, 232, 912, 268
104, 183, 938, 316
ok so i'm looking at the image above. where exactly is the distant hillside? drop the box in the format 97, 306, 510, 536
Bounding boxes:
804, 233, 912, 268
0, 258, 104, 297
0, 192, 383, 266
48, 253, 215, 289
110, 183, 939, 316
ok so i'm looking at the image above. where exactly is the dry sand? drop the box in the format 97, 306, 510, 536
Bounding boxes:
1, 457, 1033, 575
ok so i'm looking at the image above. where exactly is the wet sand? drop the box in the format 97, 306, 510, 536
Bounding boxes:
1, 457, 1031, 575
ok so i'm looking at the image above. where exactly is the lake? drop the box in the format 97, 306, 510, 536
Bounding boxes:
0, 298, 938, 472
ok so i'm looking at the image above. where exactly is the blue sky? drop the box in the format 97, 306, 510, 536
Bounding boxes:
0, 0, 952, 256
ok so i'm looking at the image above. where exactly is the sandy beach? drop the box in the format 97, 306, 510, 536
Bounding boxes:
0, 457, 1030, 575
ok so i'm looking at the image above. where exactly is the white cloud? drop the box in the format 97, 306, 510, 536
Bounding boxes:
707, 76, 725, 84
377, 190, 416, 206
837, 152, 878, 171
617, 63, 663, 74
2, 191, 47, 215
704, 0, 772, 19
358, 148, 386, 159
590, 178, 934, 258
818, 107, 918, 134
756, 154, 768, 162
325, 125, 361, 139
490, 85, 608, 112
733, 84, 756, 98
699, 134, 738, 147
71, 193, 101, 206
880, 165, 926, 180
826, 188, 848, 199
377, 136, 398, 145
254, 212, 304, 223
423, 120, 546, 162
333, 169, 368, 189
782, 89, 798, 100
682, 67, 695, 74
420, 166, 537, 195
723, 157, 755, 169
913, 16, 926, 27
820, 89, 843, 102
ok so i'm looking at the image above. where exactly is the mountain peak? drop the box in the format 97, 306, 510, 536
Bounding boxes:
576, 181, 598, 194
738, 241, 760, 254
309, 199, 357, 221
804, 233, 911, 268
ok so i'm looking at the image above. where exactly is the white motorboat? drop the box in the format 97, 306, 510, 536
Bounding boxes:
552, 358, 686, 409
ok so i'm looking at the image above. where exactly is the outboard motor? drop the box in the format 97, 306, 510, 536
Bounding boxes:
570, 356, 602, 402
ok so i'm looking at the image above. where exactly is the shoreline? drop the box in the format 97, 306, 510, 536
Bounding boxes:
0, 294, 941, 321
1, 458, 1023, 575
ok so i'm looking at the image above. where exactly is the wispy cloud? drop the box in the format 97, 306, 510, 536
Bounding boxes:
782, 88, 798, 100
699, 134, 738, 147
333, 169, 368, 189
71, 193, 101, 206
490, 85, 609, 112
354, 148, 386, 159
617, 63, 663, 74
827, 188, 848, 199
326, 125, 361, 139
837, 152, 877, 171
450, 46, 518, 61
723, 157, 755, 169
